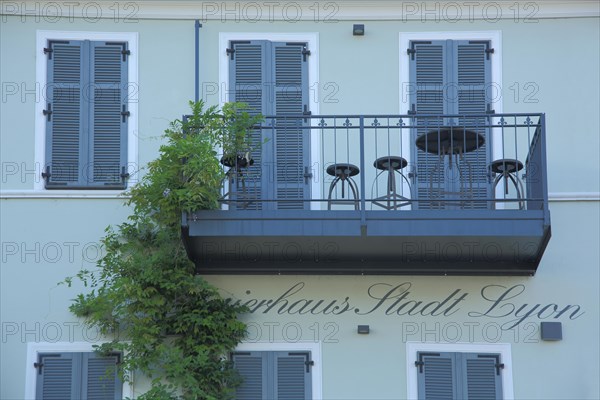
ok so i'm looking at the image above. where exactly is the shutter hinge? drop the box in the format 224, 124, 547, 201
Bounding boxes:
121, 105, 130, 122
303, 166, 313, 184
305, 360, 315, 372
120, 166, 130, 182
414, 360, 424, 372
34, 362, 44, 374
495, 362, 505, 375
41, 166, 51, 181
407, 104, 416, 115
302, 46, 311, 62
43, 47, 53, 56
121, 49, 131, 61
303, 104, 312, 122
226, 47, 235, 60
43, 104, 53, 121
486, 104, 495, 114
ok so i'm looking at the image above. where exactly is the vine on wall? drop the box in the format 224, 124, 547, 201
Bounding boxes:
64, 101, 261, 399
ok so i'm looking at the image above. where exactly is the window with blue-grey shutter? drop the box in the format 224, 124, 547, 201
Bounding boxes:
229, 40, 310, 210
409, 40, 492, 209
232, 351, 312, 399
417, 352, 503, 400
36, 352, 122, 400
44, 40, 129, 189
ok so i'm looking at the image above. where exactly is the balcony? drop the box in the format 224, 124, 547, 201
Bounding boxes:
182, 113, 551, 275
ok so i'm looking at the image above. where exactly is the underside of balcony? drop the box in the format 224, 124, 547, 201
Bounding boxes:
183, 209, 551, 275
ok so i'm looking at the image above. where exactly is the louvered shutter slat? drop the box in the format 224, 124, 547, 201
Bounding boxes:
410, 40, 491, 209
46, 42, 84, 186
411, 43, 446, 209
230, 42, 267, 210
273, 43, 309, 210
463, 354, 502, 400
418, 352, 456, 400
233, 352, 265, 400
36, 353, 80, 400
275, 353, 310, 400
90, 42, 127, 188
84, 353, 122, 400
456, 42, 491, 209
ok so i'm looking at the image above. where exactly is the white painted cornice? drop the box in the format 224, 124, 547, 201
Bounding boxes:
2, 1, 599, 21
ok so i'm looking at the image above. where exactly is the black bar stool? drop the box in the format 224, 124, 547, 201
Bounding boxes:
371, 156, 412, 210
490, 159, 525, 210
326, 163, 360, 210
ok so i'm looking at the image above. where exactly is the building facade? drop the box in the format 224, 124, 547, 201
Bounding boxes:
1, 1, 599, 399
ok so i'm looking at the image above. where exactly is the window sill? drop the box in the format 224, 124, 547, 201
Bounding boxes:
0, 190, 131, 199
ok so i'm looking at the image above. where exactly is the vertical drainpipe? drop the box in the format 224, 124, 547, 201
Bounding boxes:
195, 19, 202, 103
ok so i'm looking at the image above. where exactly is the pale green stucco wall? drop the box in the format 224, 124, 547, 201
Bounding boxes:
1, 13, 599, 400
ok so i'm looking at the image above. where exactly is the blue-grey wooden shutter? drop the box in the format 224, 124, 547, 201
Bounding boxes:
272, 43, 310, 210
455, 41, 492, 209
82, 352, 122, 400
461, 353, 503, 400
417, 352, 503, 400
233, 351, 311, 399
409, 41, 447, 209
417, 352, 457, 399
233, 352, 267, 400
36, 352, 121, 400
36, 353, 77, 400
229, 41, 268, 209
230, 40, 310, 210
44, 40, 85, 188
410, 40, 491, 209
44, 40, 127, 189
89, 41, 128, 188
275, 352, 312, 400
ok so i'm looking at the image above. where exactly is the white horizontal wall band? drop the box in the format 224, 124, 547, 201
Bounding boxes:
548, 192, 600, 201
1, 191, 599, 201
1, 1, 598, 21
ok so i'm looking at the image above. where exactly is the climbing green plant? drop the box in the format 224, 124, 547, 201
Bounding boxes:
64, 101, 261, 400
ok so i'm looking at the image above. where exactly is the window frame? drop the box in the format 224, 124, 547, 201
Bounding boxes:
406, 342, 514, 400
234, 341, 322, 399
25, 341, 133, 400
35, 30, 138, 194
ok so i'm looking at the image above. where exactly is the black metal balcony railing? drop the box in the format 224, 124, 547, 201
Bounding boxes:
182, 113, 551, 276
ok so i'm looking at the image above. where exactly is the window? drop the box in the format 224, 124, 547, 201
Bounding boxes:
232, 351, 312, 400
228, 39, 310, 210
35, 31, 138, 192
35, 352, 122, 400
43, 39, 128, 189
406, 342, 513, 399
406, 36, 496, 209
416, 352, 503, 399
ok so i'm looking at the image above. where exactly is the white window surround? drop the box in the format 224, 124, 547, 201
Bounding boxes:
25, 341, 133, 400
34, 30, 139, 195
406, 341, 514, 400
235, 341, 322, 399
218, 32, 321, 207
